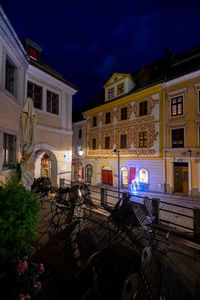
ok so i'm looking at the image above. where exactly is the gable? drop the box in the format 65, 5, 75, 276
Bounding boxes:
104, 73, 132, 88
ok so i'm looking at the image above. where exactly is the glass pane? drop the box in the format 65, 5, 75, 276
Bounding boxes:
28, 82, 33, 90
47, 99, 51, 112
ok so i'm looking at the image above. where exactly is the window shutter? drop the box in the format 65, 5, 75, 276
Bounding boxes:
129, 167, 136, 184
82, 167, 84, 179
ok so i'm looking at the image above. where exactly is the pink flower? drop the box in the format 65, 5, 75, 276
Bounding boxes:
18, 294, 26, 300
34, 281, 41, 290
38, 263, 44, 275
16, 261, 28, 273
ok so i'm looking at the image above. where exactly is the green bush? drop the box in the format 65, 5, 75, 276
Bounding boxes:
0, 175, 41, 266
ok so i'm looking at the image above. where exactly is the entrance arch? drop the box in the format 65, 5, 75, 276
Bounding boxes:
98, 162, 115, 186
34, 149, 57, 186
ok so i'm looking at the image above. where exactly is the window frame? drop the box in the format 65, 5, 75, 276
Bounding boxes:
105, 112, 111, 124
108, 87, 115, 99
3, 133, 16, 168
92, 138, 97, 150
170, 95, 184, 117
120, 134, 127, 149
120, 106, 128, 121
105, 136, 110, 149
27, 81, 43, 110
117, 82, 125, 96
4, 53, 19, 100
46, 90, 59, 115
92, 116, 97, 127
138, 131, 148, 148
139, 168, 149, 184
171, 127, 185, 148
139, 100, 148, 116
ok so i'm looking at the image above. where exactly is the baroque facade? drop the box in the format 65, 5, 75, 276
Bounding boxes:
83, 73, 164, 193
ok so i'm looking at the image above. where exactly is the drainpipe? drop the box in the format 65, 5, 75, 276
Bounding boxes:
163, 84, 167, 193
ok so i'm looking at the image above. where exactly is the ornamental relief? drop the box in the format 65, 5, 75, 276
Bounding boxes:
87, 149, 156, 156
132, 97, 158, 117
88, 113, 101, 128
114, 128, 132, 149
100, 130, 114, 149
132, 123, 158, 148
88, 133, 100, 149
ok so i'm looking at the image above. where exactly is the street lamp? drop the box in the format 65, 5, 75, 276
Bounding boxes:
114, 148, 120, 200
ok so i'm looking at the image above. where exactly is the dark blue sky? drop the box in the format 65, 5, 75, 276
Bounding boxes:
1, 0, 200, 109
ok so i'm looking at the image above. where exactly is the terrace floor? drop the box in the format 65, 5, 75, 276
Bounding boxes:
32, 195, 200, 300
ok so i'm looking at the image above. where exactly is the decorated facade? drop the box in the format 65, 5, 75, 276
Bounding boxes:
84, 73, 164, 192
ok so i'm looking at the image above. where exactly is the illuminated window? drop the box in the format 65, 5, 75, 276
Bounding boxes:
47, 90, 59, 114
92, 138, 96, 150
171, 96, 183, 116
139, 169, 148, 184
92, 116, 97, 127
120, 135, 127, 149
139, 131, 148, 148
121, 107, 127, 120
27, 81, 42, 109
172, 128, 184, 148
105, 136, 110, 149
139, 101, 147, 116
3, 133, 16, 167
5, 56, 18, 97
118, 83, 124, 95
121, 167, 128, 186
105, 112, 111, 124
108, 88, 114, 99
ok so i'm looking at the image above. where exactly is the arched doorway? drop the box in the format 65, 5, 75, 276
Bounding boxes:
102, 166, 113, 185
85, 164, 92, 183
34, 150, 57, 186
121, 167, 128, 187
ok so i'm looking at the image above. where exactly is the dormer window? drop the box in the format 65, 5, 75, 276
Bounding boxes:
29, 46, 38, 60
108, 88, 114, 99
117, 83, 125, 95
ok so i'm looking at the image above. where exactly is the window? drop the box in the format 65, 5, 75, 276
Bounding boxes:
121, 167, 128, 186
105, 136, 110, 149
139, 169, 148, 184
108, 88, 114, 99
120, 135, 127, 149
117, 83, 124, 95
47, 90, 59, 114
139, 131, 148, 148
27, 81, 42, 109
29, 47, 38, 60
172, 128, 184, 148
139, 101, 148, 116
92, 138, 96, 150
171, 96, 183, 116
105, 112, 111, 124
78, 129, 82, 139
121, 107, 127, 120
3, 133, 16, 167
92, 116, 97, 127
5, 56, 18, 97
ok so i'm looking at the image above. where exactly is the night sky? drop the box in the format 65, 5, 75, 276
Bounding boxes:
1, 0, 200, 109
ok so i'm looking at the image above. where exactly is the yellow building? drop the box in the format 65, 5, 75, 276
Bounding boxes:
84, 70, 166, 193
163, 46, 200, 196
